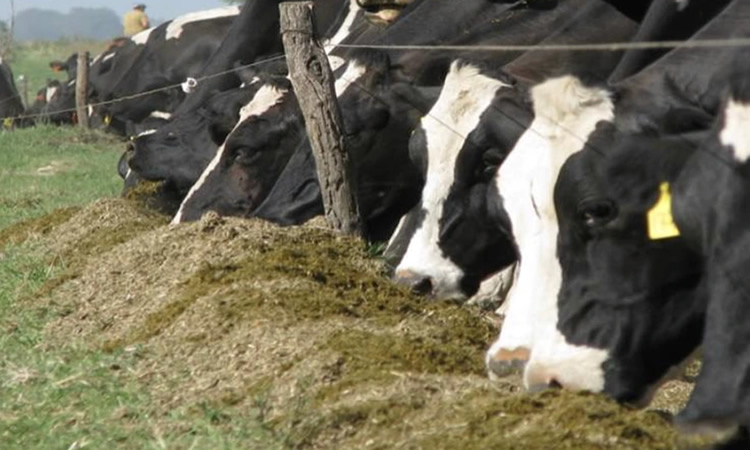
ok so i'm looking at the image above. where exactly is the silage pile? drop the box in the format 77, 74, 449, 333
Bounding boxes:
8, 198, 698, 449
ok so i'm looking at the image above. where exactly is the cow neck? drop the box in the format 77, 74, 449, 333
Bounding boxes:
503, 0, 637, 85
613, 0, 750, 126
609, 0, 734, 83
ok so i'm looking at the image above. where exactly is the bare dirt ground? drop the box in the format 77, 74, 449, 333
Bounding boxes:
6, 198, 705, 449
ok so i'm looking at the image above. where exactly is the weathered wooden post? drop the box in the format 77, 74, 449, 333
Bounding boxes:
75, 52, 89, 129
279, 1, 363, 236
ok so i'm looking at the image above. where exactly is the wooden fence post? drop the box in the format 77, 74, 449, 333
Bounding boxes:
279, 1, 363, 237
75, 52, 89, 129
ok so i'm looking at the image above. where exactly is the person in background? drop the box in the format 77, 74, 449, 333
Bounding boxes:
123, 4, 150, 37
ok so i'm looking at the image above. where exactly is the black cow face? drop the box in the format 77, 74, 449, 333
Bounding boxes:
389, 62, 528, 299
174, 78, 303, 223
40, 80, 77, 125
547, 125, 706, 404
127, 84, 258, 192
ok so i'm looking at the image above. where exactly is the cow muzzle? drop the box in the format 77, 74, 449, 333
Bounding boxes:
393, 269, 434, 296
486, 346, 530, 379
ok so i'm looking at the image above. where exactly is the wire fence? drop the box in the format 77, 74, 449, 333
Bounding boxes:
5, 36, 750, 126
1, 53, 288, 125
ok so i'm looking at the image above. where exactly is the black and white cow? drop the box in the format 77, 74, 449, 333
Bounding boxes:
172, 0, 580, 240
122, 0, 363, 210
545, 55, 750, 436
0, 59, 25, 127
485, 0, 747, 411
386, 0, 641, 299
486, 0, 739, 381
174, 0, 350, 115
171, 50, 428, 243
93, 6, 241, 130
126, 79, 272, 194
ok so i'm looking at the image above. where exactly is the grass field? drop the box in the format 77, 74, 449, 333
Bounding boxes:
0, 126, 282, 448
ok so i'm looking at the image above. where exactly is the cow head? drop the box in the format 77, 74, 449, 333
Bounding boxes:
388, 61, 530, 300
49, 53, 82, 80
126, 83, 259, 193
514, 125, 705, 404
173, 76, 302, 223
484, 76, 618, 379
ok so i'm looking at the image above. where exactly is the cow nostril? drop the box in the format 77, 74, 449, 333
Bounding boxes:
487, 347, 530, 378
394, 270, 434, 296
411, 277, 433, 295
549, 378, 563, 389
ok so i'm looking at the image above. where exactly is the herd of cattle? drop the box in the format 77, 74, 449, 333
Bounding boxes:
2, 0, 750, 442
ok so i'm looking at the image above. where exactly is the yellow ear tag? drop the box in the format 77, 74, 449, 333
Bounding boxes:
104, 115, 112, 126
647, 182, 681, 240
3, 117, 13, 129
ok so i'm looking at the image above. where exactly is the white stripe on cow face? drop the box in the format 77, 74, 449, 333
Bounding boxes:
395, 62, 510, 299
324, 0, 361, 50
721, 99, 750, 163
137, 129, 158, 138
334, 60, 367, 96
166, 6, 241, 41
45, 86, 58, 103
131, 27, 155, 45
486, 76, 614, 392
171, 83, 289, 224
149, 111, 173, 120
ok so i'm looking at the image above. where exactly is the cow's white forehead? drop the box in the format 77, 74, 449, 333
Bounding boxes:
149, 111, 173, 121
238, 83, 289, 124
131, 27, 155, 45
166, 6, 241, 41
489, 75, 614, 390
137, 129, 158, 138
720, 99, 750, 163
394, 61, 510, 299
334, 61, 368, 96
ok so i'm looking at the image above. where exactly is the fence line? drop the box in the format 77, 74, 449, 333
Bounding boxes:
1, 53, 288, 124
334, 37, 750, 52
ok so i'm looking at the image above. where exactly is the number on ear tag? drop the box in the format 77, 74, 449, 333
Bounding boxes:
647, 182, 681, 240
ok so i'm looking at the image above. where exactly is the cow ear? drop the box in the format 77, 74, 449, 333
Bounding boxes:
49, 61, 66, 73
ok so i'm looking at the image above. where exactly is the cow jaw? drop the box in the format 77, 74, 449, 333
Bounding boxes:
394, 62, 509, 299
487, 76, 615, 384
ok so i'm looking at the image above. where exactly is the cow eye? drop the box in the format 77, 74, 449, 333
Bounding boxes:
234, 148, 261, 166
577, 199, 617, 228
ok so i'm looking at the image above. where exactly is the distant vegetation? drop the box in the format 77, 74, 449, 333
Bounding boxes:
15, 8, 122, 42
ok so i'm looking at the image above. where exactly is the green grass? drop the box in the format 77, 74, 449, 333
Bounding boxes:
0, 125, 122, 229
0, 125, 284, 449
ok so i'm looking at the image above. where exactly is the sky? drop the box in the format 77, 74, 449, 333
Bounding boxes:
0, 1, 229, 23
